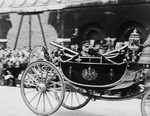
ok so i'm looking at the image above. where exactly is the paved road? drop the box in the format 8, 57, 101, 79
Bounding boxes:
0, 86, 142, 116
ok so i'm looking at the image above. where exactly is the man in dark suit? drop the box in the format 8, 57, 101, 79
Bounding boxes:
0, 14, 12, 48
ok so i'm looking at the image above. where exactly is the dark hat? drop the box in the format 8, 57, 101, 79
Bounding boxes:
81, 40, 90, 46
70, 36, 79, 45
70, 39, 77, 45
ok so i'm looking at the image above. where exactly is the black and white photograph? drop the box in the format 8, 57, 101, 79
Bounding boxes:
0, 0, 150, 116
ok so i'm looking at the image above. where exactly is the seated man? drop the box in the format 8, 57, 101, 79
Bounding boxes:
80, 40, 91, 56
80, 40, 100, 57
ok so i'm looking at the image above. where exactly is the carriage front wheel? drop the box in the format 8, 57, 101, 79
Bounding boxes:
20, 61, 65, 115
141, 89, 150, 116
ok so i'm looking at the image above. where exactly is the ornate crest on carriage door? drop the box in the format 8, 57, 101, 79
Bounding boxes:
82, 66, 98, 81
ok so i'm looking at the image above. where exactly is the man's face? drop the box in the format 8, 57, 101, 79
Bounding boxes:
82, 43, 90, 52
95, 44, 100, 49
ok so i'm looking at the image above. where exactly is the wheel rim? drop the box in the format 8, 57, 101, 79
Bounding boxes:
62, 85, 90, 110
141, 90, 150, 116
29, 46, 46, 63
21, 61, 65, 115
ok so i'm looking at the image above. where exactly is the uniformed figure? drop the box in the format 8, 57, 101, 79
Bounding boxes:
70, 38, 79, 52
70, 43, 78, 52
70, 28, 79, 52
80, 40, 91, 56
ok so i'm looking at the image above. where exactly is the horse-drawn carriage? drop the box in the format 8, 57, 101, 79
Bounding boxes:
20, 35, 150, 116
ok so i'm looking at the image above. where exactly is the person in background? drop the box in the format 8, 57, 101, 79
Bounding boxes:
70, 39, 79, 52
93, 40, 104, 54
0, 14, 12, 85
70, 42, 79, 52
0, 14, 12, 48
70, 28, 79, 52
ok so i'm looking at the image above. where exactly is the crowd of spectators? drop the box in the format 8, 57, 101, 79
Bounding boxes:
0, 45, 30, 86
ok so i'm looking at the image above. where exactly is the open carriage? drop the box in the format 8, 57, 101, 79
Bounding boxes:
0, 0, 149, 116
21, 38, 150, 116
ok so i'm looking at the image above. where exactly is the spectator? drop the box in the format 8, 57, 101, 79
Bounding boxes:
70, 39, 79, 52
0, 14, 12, 48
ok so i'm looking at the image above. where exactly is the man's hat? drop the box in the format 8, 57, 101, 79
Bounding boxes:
70, 39, 77, 45
81, 40, 90, 46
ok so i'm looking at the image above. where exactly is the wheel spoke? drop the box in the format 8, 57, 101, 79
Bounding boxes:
37, 64, 45, 82
36, 92, 42, 110
31, 67, 41, 77
47, 91, 56, 100
47, 91, 59, 103
45, 92, 54, 109
48, 87, 62, 92
46, 73, 57, 84
24, 83, 36, 87
64, 92, 70, 103
71, 92, 73, 107
51, 73, 57, 80
44, 69, 49, 83
26, 73, 39, 85
26, 89, 37, 94
37, 63, 42, 71
47, 81, 61, 87
29, 91, 40, 103
47, 81, 62, 92
41, 70, 44, 82
43, 93, 46, 112
75, 92, 80, 105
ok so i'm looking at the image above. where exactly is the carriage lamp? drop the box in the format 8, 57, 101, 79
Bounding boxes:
128, 29, 140, 62
128, 29, 140, 50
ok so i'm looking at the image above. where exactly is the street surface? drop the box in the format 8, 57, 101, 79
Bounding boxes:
0, 86, 142, 116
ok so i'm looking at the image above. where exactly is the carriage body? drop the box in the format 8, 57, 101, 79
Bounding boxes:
59, 43, 142, 89
61, 57, 127, 88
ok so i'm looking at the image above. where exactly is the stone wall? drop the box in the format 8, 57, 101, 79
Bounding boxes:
7, 11, 57, 49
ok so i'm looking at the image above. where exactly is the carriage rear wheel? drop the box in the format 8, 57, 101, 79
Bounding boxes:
141, 89, 150, 116
20, 61, 65, 115
62, 84, 90, 110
